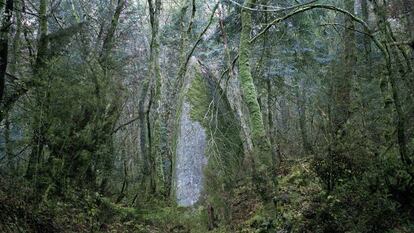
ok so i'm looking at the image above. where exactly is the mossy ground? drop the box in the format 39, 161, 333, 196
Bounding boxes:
2, 158, 414, 233
0, 176, 227, 233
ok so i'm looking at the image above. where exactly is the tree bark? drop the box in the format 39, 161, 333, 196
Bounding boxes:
372, 1, 412, 165
296, 81, 312, 155
0, 0, 13, 105
332, 0, 355, 137
138, 0, 162, 197
238, 0, 273, 198
239, 0, 267, 145
26, 0, 48, 180
218, 3, 254, 157
10, 0, 21, 75
267, 80, 280, 166
99, 0, 125, 67
5, 113, 13, 171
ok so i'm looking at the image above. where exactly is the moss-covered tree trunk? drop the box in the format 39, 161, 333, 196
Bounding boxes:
26, 0, 48, 181
296, 81, 312, 155
96, 0, 126, 193
4, 0, 21, 174
218, 4, 253, 157
4, 113, 13, 171
325, 0, 356, 192
0, 0, 12, 105
138, 0, 162, 197
239, 0, 267, 147
10, 0, 21, 75
238, 0, 273, 196
99, 0, 125, 66
372, 1, 412, 165
262, 2, 280, 168
332, 0, 355, 137
148, 0, 167, 196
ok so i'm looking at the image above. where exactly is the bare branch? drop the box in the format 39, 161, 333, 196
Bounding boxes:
112, 115, 141, 134
227, 0, 318, 13
184, 3, 219, 70
236, 3, 389, 68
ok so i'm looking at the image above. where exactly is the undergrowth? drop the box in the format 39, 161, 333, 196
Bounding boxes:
1, 158, 414, 233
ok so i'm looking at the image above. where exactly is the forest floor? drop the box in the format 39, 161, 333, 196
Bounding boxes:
1, 159, 414, 233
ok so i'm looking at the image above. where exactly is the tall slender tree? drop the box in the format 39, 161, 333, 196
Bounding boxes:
239, 0, 271, 164
26, 0, 48, 180
0, 0, 13, 105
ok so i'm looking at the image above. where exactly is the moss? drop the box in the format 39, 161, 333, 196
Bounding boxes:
186, 65, 243, 178
185, 63, 243, 169
238, 0, 267, 142
238, 0, 273, 173
238, 0, 274, 200
186, 67, 211, 125
139, 204, 230, 233
185, 62, 246, 226
99, 197, 140, 220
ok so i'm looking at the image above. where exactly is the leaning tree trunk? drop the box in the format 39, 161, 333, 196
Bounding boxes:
96, 0, 126, 192
100, 0, 125, 66
372, 1, 412, 165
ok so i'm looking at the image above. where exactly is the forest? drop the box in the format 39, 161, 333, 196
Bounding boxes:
0, 0, 413, 232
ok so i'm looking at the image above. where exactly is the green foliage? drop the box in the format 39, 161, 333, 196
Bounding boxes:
186, 67, 210, 124
22, 51, 123, 197
0, 178, 145, 232
186, 63, 249, 225
1, 0, 414, 232
239, 158, 414, 233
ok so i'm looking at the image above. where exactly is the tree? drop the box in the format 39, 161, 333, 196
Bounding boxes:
25, 0, 49, 180
0, 0, 13, 105
238, 0, 273, 197
138, 0, 162, 196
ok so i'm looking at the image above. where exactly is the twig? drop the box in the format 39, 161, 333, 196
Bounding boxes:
0, 2, 39, 17
319, 23, 372, 37
183, 3, 219, 70
112, 115, 140, 134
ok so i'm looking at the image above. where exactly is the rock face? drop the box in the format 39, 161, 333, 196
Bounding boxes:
175, 101, 208, 207
175, 57, 209, 207
174, 57, 242, 207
